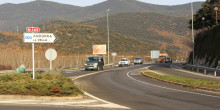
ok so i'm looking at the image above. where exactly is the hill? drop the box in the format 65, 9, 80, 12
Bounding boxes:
0, 20, 157, 55
0, 0, 203, 31
189, 25, 220, 67
81, 12, 192, 59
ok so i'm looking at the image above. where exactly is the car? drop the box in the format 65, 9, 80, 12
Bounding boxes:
118, 58, 130, 67
85, 56, 104, 71
166, 57, 172, 63
134, 57, 143, 64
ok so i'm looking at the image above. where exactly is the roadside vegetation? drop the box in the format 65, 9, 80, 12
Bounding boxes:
0, 71, 83, 96
144, 72, 220, 90
188, 0, 220, 67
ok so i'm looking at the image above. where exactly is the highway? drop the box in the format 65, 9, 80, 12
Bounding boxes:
1, 63, 220, 110
76, 63, 220, 110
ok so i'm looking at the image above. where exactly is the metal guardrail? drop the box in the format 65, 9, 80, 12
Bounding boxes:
185, 64, 220, 76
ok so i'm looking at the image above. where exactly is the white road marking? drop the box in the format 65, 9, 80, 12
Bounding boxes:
138, 66, 164, 75
72, 68, 130, 109
127, 71, 220, 99
0, 67, 130, 109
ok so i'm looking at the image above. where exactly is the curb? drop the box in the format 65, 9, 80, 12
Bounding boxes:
0, 95, 84, 101
141, 72, 220, 92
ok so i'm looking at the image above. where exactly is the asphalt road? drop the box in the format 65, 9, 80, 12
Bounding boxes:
76, 63, 220, 110
1, 63, 220, 110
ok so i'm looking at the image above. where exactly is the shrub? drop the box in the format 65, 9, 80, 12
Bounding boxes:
0, 73, 83, 96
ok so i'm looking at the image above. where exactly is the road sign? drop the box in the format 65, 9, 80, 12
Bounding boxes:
111, 53, 117, 56
45, 49, 57, 70
151, 50, 160, 59
23, 33, 58, 43
26, 27, 40, 33
45, 49, 57, 61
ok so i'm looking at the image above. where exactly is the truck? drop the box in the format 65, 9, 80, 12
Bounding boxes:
158, 53, 172, 63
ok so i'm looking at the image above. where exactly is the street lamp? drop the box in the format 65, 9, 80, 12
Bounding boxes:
202, 17, 205, 27
214, 7, 218, 25
191, 0, 195, 65
107, 9, 110, 64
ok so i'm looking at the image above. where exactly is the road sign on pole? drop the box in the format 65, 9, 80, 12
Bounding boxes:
23, 31, 58, 79
26, 27, 40, 33
151, 50, 160, 59
23, 33, 58, 43
45, 49, 57, 70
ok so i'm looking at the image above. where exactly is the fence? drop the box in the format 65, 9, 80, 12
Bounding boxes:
0, 50, 147, 70
185, 64, 220, 76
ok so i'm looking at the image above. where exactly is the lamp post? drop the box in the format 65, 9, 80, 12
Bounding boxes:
107, 9, 110, 64
214, 7, 218, 25
202, 17, 205, 28
191, 0, 195, 65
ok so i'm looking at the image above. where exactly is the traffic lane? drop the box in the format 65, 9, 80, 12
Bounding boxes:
149, 63, 220, 82
76, 65, 220, 110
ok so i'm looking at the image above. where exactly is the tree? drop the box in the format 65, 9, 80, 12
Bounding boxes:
189, 0, 219, 30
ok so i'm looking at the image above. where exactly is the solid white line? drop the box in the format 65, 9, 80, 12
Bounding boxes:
73, 68, 130, 109
127, 71, 220, 99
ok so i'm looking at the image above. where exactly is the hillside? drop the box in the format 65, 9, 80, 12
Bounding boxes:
0, 20, 157, 55
0, 0, 203, 31
81, 12, 192, 58
189, 25, 220, 67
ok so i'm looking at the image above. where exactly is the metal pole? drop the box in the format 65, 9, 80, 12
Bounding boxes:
32, 43, 35, 79
191, 0, 195, 65
216, 10, 218, 25
50, 60, 52, 70
107, 9, 110, 64
43, 23, 45, 31
16, 26, 18, 36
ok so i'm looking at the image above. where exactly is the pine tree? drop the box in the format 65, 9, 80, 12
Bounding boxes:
189, 0, 219, 30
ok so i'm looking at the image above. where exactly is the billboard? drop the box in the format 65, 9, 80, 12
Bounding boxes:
151, 50, 160, 59
93, 45, 106, 54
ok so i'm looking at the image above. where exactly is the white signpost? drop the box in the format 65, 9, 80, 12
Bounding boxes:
111, 53, 117, 64
151, 50, 160, 59
23, 33, 57, 43
23, 28, 58, 79
45, 49, 57, 70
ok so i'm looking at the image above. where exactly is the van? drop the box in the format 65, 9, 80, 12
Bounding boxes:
85, 56, 104, 71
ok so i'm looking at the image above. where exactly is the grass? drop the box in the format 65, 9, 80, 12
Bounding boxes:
0, 71, 83, 96
144, 72, 220, 89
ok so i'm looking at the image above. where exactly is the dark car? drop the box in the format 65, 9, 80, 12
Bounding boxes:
85, 56, 104, 71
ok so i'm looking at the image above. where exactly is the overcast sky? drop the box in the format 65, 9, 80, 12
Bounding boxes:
0, 0, 206, 6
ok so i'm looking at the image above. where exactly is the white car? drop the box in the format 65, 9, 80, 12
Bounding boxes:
134, 57, 143, 64
118, 58, 130, 67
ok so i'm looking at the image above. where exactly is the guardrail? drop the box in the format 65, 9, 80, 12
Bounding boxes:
185, 64, 220, 76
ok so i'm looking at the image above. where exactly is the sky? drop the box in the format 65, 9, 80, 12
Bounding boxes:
0, 0, 206, 6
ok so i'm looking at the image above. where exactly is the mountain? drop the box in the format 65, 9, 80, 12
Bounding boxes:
0, 20, 157, 55
81, 12, 192, 58
0, 0, 203, 31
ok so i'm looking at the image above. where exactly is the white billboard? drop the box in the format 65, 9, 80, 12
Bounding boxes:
93, 45, 106, 54
151, 50, 160, 59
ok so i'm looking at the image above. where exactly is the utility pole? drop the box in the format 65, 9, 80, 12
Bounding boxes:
107, 9, 110, 64
191, 0, 195, 65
